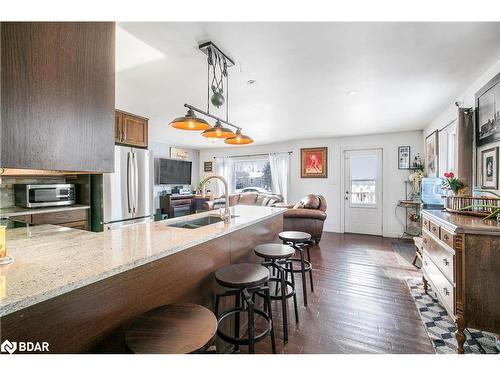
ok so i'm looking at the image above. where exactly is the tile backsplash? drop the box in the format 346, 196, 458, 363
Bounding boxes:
0, 176, 66, 209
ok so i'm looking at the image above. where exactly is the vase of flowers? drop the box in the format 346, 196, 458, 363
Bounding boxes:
442, 172, 467, 196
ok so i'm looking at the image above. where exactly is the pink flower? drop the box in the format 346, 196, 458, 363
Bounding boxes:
444, 172, 454, 178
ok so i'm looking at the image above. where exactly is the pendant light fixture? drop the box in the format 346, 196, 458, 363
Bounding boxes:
202, 120, 235, 139
169, 41, 254, 145
224, 129, 254, 145
169, 109, 211, 131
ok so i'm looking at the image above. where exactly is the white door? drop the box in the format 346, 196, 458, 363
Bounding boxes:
344, 149, 383, 235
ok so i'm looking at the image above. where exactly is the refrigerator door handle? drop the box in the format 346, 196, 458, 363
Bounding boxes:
127, 151, 132, 214
133, 151, 139, 214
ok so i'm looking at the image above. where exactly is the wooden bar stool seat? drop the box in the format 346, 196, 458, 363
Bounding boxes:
254, 243, 299, 343
215, 263, 269, 289
214, 263, 276, 354
278, 231, 315, 306
125, 303, 217, 354
254, 243, 295, 259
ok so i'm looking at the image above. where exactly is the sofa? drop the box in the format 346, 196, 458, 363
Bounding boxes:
284, 194, 327, 244
204, 192, 283, 210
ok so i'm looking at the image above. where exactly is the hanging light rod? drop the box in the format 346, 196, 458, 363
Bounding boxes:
184, 103, 241, 131
198, 41, 235, 67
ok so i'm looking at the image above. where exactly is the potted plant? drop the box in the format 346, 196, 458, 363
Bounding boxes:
442, 172, 467, 196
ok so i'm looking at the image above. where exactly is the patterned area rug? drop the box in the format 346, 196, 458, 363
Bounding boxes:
406, 278, 499, 354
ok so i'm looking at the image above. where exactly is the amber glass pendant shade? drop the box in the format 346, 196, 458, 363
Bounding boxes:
202, 120, 235, 139
224, 129, 254, 145
170, 109, 211, 131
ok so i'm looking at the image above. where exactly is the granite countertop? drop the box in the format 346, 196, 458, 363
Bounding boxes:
0, 205, 286, 316
423, 209, 500, 235
0, 204, 90, 219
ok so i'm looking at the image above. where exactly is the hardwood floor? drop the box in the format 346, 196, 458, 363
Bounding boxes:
239, 232, 435, 354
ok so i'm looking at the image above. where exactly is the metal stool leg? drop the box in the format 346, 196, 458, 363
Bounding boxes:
287, 260, 299, 323
234, 291, 241, 352
265, 288, 277, 354
215, 293, 220, 318
306, 245, 314, 292
298, 248, 308, 306
245, 290, 255, 354
280, 265, 289, 343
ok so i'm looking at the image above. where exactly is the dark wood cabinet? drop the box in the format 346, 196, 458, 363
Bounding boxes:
115, 109, 148, 148
1, 22, 115, 172
10, 208, 89, 231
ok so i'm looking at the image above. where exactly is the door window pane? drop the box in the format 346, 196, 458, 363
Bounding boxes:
351, 180, 376, 205
350, 155, 377, 205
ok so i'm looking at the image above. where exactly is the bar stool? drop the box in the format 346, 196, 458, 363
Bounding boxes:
278, 231, 314, 306
214, 263, 276, 354
254, 243, 299, 343
125, 303, 217, 354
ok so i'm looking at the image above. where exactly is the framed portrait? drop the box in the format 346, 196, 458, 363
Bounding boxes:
425, 131, 439, 177
475, 72, 500, 147
301, 147, 328, 178
481, 147, 498, 189
398, 146, 411, 170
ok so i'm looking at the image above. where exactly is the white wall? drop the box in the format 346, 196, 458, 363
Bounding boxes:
423, 59, 500, 191
199, 131, 423, 238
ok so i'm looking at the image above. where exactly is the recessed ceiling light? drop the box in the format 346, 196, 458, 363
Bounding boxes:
247, 79, 257, 85
347, 90, 357, 95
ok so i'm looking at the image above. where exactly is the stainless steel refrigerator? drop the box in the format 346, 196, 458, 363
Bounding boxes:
102, 145, 154, 229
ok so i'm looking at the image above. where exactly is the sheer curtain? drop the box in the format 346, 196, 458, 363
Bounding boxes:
269, 152, 291, 203
214, 156, 234, 196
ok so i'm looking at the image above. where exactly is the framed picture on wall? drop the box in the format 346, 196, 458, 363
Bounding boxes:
398, 146, 411, 169
480, 147, 499, 189
203, 161, 213, 172
475, 72, 500, 147
425, 131, 439, 177
301, 147, 328, 178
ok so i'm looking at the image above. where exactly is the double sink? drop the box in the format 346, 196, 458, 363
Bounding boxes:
167, 215, 238, 229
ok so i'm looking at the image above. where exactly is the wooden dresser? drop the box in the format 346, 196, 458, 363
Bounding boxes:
421, 210, 500, 353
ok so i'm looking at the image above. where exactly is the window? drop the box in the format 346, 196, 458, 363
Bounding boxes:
350, 154, 378, 206
232, 158, 273, 194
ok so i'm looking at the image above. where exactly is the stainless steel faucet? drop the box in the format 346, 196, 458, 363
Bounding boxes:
200, 175, 231, 222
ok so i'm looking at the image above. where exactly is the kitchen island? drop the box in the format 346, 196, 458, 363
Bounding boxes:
0, 205, 285, 353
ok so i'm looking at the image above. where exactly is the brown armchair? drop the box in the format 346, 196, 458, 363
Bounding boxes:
283, 194, 327, 244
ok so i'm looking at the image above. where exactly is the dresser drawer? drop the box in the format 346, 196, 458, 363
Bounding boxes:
440, 227, 455, 248
422, 216, 430, 231
429, 220, 440, 238
422, 229, 455, 283
422, 250, 455, 315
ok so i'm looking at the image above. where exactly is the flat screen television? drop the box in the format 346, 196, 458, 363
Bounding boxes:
158, 158, 192, 185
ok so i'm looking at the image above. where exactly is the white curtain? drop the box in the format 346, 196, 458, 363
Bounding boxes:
269, 152, 291, 203
214, 156, 234, 196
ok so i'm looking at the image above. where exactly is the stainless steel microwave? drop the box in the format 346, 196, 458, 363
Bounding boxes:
14, 184, 75, 208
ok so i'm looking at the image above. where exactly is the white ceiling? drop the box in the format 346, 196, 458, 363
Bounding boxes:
116, 22, 500, 149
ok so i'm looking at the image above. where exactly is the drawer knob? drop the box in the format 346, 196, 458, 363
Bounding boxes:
443, 234, 449, 240
432, 227, 437, 232
443, 287, 450, 296
423, 238, 427, 244
443, 258, 449, 266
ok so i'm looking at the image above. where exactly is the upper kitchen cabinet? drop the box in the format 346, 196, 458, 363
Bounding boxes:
1, 22, 115, 173
115, 109, 149, 148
